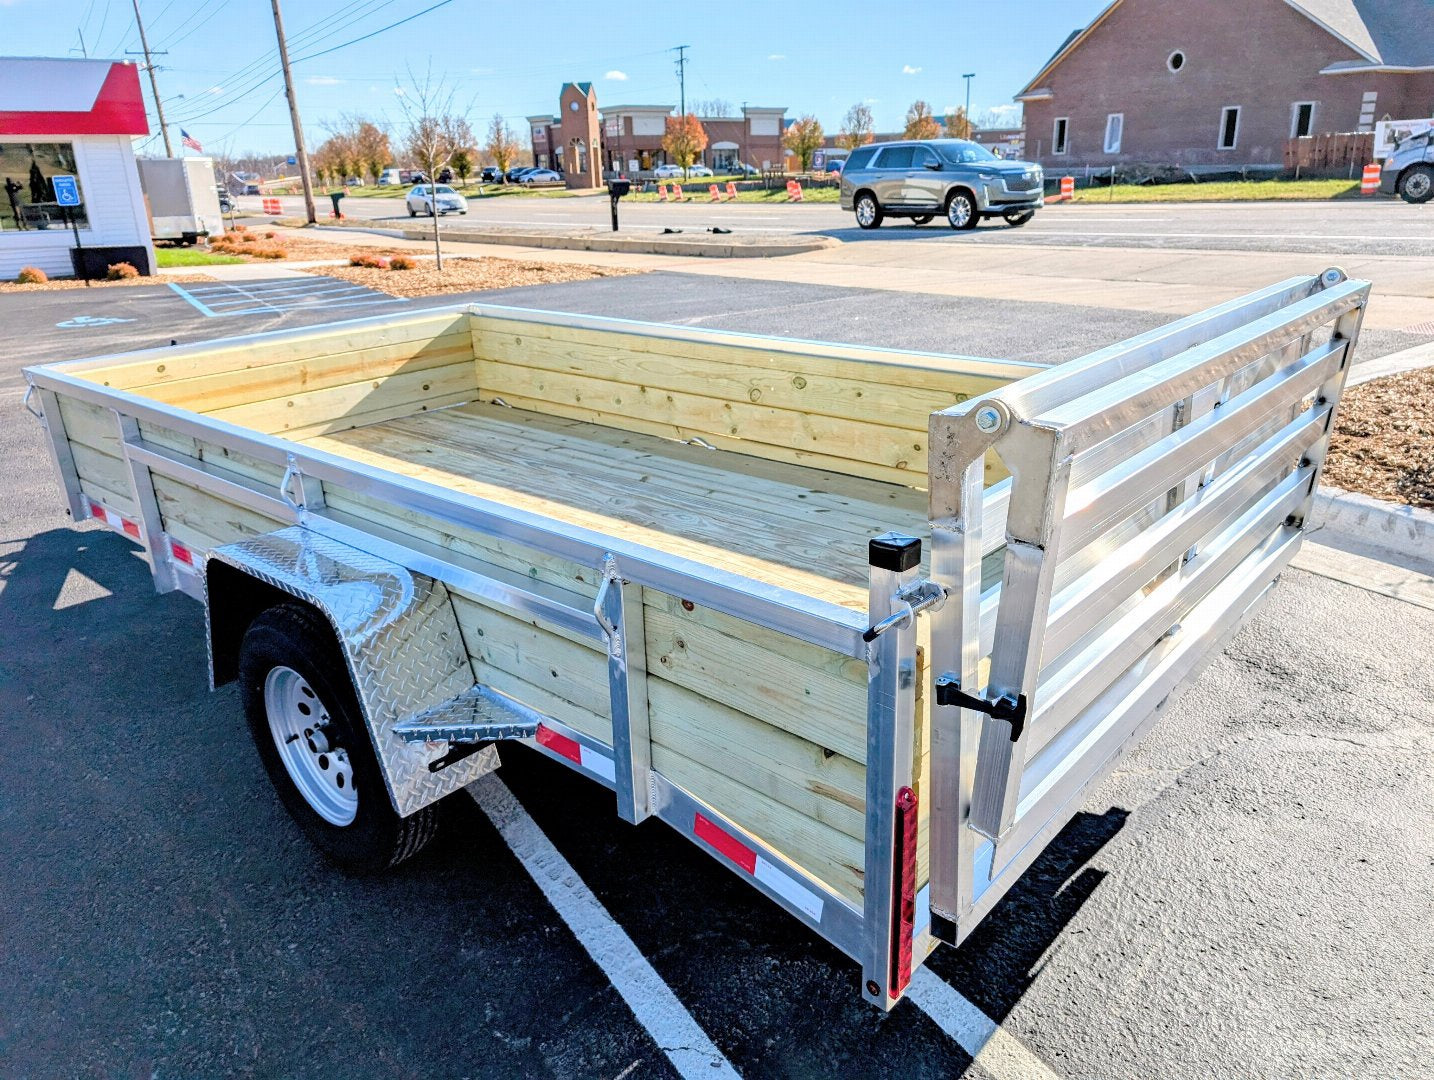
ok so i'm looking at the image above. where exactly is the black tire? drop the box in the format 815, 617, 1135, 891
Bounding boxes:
946, 188, 980, 230
854, 191, 883, 229
238, 604, 438, 873
912, 215, 934, 225
408, 207, 416, 218
1004, 210, 1035, 227
1399, 164, 1434, 205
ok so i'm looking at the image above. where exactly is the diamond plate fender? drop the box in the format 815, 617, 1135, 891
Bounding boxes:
205, 526, 497, 817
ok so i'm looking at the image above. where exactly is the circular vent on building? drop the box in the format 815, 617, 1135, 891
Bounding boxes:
1167, 50, 1186, 72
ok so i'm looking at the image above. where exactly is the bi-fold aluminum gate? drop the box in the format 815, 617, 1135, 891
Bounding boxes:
924, 268, 1369, 942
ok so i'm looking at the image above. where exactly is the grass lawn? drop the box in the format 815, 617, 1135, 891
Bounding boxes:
1071, 178, 1363, 202
154, 247, 246, 267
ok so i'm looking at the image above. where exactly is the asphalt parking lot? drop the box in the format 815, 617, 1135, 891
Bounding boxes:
2, 270, 1432, 1079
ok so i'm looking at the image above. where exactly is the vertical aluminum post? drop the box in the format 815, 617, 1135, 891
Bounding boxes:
1292, 269, 1363, 529
860, 533, 922, 1009
595, 553, 652, 824
26, 383, 87, 521
116, 412, 179, 594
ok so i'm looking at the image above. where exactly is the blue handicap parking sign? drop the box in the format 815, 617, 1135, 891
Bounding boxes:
52, 175, 81, 206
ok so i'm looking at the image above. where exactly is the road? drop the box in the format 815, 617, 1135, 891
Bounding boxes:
3, 268, 1432, 1079
240, 192, 1434, 256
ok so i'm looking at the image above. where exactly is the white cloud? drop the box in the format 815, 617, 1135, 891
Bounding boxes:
306, 76, 344, 86
984, 103, 1021, 122
603, 70, 628, 81
902, 65, 922, 75
768, 53, 785, 61
864, 97, 879, 104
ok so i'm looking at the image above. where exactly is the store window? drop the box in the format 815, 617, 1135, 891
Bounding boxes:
1, 143, 87, 231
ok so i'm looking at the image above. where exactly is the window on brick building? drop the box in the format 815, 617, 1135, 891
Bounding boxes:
1052, 117, 1069, 155
1104, 113, 1124, 154
1167, 50, 1186, 72
1218, 106, 1241, 149
1291, 102, 1316, 138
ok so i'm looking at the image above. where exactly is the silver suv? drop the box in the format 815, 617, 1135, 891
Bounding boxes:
839, 139, 1043, 230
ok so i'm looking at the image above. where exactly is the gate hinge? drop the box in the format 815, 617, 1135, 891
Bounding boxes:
934, 675, 1028, 743
862, 579, 948, 642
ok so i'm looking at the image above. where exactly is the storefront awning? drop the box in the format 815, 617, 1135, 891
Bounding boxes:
0, 59, 149, 137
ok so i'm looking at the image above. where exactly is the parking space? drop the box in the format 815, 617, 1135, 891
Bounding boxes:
3, 269, 1432, 1079
167, 277, 408, 318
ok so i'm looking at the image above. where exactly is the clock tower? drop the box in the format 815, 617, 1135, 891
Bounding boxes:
558, 82, 601, 190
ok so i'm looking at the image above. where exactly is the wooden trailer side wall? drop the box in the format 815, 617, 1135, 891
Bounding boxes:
469, 313, 1034, 488
71, 311, 478, 441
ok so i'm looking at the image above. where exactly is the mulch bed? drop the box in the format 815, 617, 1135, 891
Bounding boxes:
0, 272, 214, 293
298, 256, 641, 298
1325, 367, 1434, 508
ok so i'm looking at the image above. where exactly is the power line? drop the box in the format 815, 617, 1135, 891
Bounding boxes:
291, 0, 455, 64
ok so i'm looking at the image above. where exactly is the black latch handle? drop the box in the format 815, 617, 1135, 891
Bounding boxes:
934, 676, 1028, 743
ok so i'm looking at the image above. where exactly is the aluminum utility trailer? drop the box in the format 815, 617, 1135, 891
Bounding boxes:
22, 269, 1369, 1009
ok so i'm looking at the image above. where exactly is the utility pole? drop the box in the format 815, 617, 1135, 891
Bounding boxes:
962, 72, 975, 138
129, 0, 173, 156
673, 45, 689, 118
270, 0, 318, 224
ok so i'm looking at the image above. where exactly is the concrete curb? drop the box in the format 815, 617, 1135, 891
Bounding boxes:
1349, 340, 1434, 387
394, 227, 838, 258
1311, 485, 1434, 557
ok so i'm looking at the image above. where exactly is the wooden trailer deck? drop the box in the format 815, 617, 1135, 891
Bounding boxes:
306, 401, 929, 612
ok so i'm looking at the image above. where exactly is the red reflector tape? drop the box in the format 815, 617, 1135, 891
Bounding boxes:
170, 539, 194, 565
535, 723, 582, 765
122, 518, 141, 539
890, 786, 918, 998
90, 500, 106, 521
694, 812, 758, 874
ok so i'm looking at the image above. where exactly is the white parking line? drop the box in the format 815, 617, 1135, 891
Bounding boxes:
906, 968, 1063, 1079
467, 775, 740, 1080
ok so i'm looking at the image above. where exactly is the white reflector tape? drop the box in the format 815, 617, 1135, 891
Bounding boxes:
535, 723, 615, 785
753, 855, 824, 921
89, 500, 141, 541
580, 745, 615, 783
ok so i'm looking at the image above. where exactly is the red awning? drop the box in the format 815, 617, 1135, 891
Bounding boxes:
0, 59, 149, 137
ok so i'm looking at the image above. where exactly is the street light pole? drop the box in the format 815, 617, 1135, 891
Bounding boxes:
962, 72, 975, 137
270, 0, 319, 224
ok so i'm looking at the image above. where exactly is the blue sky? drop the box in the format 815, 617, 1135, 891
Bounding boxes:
5, 0, 1111, 155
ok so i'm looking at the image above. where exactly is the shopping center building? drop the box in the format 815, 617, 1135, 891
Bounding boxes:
527, 83, 788, 187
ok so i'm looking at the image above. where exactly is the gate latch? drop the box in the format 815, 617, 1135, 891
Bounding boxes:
862, 579, 948, 642
934, 675, 1028, 743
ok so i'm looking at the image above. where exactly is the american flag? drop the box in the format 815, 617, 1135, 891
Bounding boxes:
181, 129, 203, 153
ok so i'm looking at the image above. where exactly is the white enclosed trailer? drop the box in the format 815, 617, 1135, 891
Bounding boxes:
137, 156, 225, 245
22, 270, 1368, 1008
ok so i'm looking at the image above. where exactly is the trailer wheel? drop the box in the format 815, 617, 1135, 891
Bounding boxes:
238, 603, 438, 873
1400, 165, 1433, 204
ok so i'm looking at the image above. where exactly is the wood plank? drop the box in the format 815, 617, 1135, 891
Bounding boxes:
479, 359, 933, 478
84, 311, 471, 389
69, 442, 132, 507
151, 475, 286, 546
323, 415, 908, 590
206, 362, 478, 437
648, 679, 865, 839
476, 329, 991, 428
142, 332, 474, 413
471, 314, 1039, 391
651, 743, 865, 905
56, 396, 122, 456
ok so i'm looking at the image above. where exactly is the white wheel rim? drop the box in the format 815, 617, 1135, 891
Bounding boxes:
1409, 173, 1431, 198
265, 665, 357, 826
856, 198, 876, 225
949, 197, 972, 227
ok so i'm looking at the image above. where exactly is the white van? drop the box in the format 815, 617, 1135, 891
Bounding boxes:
377, 168, 402, 186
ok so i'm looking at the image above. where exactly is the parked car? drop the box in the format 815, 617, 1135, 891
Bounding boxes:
217, 186, 234, 214
826, 159, 845, 174
652, 164, 685, 179
378, 169, 402, 186
1380, 129, 1433, 204
687, 164, 714, 178
840, 138, 1043, 230
406, 183, 468, 216
518, 169, 563, 185
732, 162, 761, 176
506, 167, 536, 183
480, 166, 503, 183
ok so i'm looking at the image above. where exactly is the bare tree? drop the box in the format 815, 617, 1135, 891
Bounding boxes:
690, 97, 735, 118
485, 114, 521, 181
394, 65, 471, 269
836, 103, 874, 151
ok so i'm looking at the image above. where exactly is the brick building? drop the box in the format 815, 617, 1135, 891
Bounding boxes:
1016, 0, 1434, 169
527, 83, 787, 186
